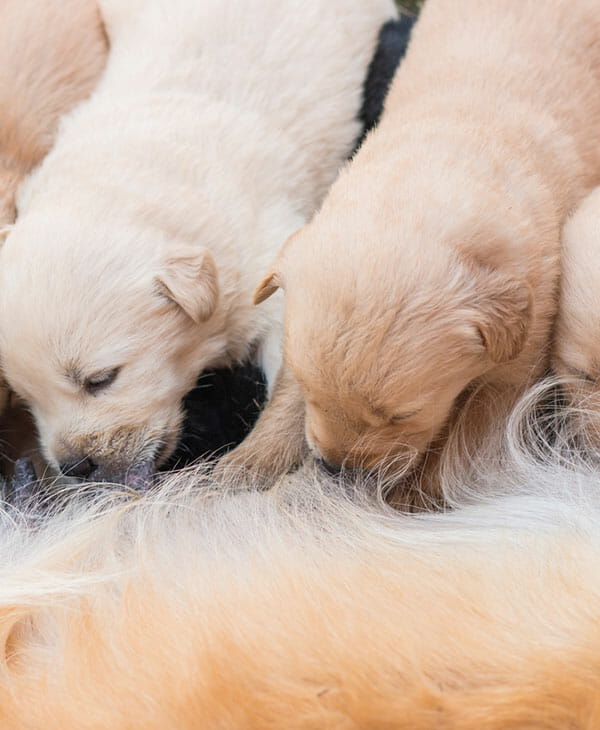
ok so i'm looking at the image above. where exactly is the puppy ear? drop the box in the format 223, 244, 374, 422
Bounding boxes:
254, 269, 283, 305
469, 272, 532, 364
156, 245, 219, 324
254, 228, 305, 305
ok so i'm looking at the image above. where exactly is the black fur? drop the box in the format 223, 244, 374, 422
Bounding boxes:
357, 15, 415, 148
168, 15, 416, 469
163, 364, 267, 469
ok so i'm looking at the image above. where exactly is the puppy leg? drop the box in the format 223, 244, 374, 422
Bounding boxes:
214, 364, 307, 485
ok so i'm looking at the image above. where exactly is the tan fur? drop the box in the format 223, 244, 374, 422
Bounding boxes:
553, 187, 600, 419
254, 0, 600, 502
0, 459, 599, 728
0, 0, 107, 222
0, 0, 108, 463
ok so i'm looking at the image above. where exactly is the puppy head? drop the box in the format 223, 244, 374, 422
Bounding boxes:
0, 206, 225, 483
553, 188, 600, 411
256, 224, 531, 472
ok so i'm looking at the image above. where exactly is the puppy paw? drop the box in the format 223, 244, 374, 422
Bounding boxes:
213, 432, 307, 488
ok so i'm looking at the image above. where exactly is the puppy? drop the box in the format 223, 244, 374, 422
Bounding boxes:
168, 14, 416, 471
553, 187, 600, 412
0, 0, 397, 486
0, 0, 107, 225
254, 0, 600, 501
1, 435, 600, 727
0, 0, 107, 437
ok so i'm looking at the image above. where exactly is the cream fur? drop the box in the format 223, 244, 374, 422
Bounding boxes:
0, 0, 396, 481
554, 187, 600, 417
0, 388, 599, 727
254, 0, 600, 503
0, 0, 107, 425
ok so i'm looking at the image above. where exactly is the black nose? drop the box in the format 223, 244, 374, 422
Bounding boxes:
59, 458, 97, 480
318, 457, 341, 476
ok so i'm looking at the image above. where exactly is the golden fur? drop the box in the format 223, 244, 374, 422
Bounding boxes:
0, 0, 107, 225
0, 411, 600, 728
253, 0, 600, 503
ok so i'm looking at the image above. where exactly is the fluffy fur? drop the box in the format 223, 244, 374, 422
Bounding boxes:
254, 0, 600, 503
0, 0, 107, 226
0, 0, 107, 432
553, 187, 600, 414
0, 0, 396, 484
166, 15, 415, 471
0, 388, 600, 727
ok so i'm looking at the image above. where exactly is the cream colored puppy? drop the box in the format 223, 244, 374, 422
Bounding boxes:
0, 0, 107, 421
0, 0, 396, 483
255, 0, 600, 500
554, 188, 600, 405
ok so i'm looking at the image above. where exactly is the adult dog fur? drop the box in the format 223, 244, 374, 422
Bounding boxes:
0, 404, 599, 728
0, 0, 396, 484
0, 0, 107, 425
254, 0, 600, 503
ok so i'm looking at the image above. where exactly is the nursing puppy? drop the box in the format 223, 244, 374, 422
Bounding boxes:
0, 0, 107, 425
1, 441, 600, 727
0, 0, 397, 484
553, 187, 600, 413
255, 0, 600, 500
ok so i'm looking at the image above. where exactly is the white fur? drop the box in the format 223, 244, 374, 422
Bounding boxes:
0, 0, 396, 476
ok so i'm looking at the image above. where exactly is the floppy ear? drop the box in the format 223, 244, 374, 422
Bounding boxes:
469, 272, 532, 364
254, 269, 283, 305
155, 244, 219, 324
253, 228, 305, 305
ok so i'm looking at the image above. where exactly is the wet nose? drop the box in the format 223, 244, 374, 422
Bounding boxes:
59, 458, 97, 480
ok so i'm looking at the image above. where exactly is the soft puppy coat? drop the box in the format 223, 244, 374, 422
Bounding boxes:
0, 0, 107, 226
553, 186, 600, 412
0, 0, 397, 484
255, 0, 600, 502
0, 0, 107, 439
165, 14, 415, 471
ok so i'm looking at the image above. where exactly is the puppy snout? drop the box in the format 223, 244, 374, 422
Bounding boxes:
306, 426, 346, 468
59, 457, 97, 480
317, 457, 341, 476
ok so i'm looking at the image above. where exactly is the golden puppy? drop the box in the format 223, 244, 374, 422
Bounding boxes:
254, 0, 600, 501
0, 0, 107, 225
0, 0, 107, 467
0, 444, 599, 728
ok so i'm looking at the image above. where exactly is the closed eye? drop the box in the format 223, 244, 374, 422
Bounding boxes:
389, 410, 419, 424
563, 365, 596, 384
84, 367, 121, 395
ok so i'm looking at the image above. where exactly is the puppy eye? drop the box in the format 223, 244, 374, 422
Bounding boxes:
390, 410, 418, 424
565, 365, 596, 384
84, 367, 121, 395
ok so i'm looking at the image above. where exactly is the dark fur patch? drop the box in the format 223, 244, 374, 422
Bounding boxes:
356, 15, 415, 149
164, 364, 267, 469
